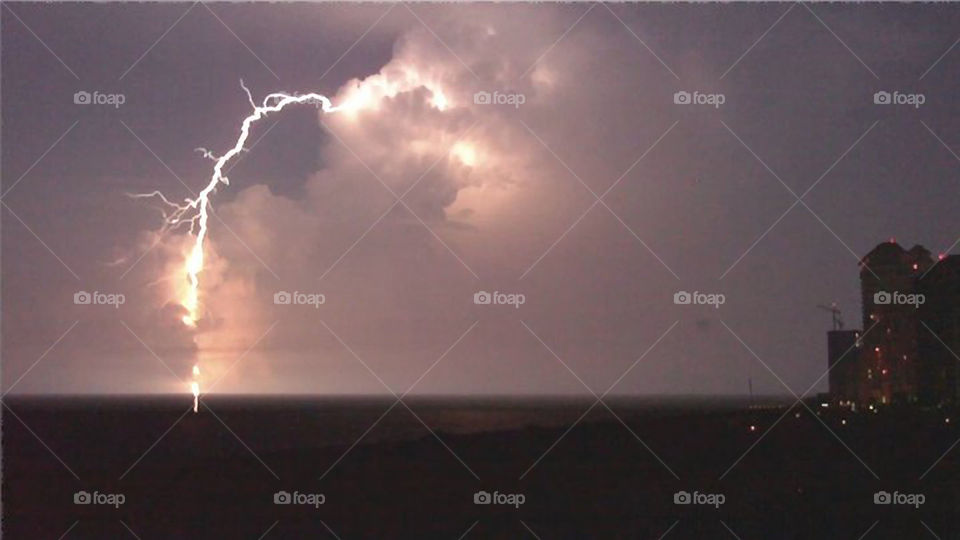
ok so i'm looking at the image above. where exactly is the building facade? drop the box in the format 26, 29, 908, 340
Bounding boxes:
827, 241, 959, 407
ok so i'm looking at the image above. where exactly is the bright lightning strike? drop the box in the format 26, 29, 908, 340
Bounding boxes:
191, 364, 201, 413
136, 76, 450, 404
135, 81, 352, 328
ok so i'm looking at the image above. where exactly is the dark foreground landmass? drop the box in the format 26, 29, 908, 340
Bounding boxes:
3, 397, 958, 539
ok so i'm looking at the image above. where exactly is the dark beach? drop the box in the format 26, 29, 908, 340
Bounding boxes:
3, 396, 957, 538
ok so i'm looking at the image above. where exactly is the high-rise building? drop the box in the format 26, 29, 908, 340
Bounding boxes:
857, 240, 932, 405
918, 254, 960, 406
828, 241, 958, 407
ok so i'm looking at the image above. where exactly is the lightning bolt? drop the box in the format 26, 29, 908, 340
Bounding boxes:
133, 81, 355, 408
135, 81, 351, 328
191, 364, 200, 413
135, 75, 449, 404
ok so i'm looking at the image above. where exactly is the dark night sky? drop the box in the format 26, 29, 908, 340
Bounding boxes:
2, 3, 959, 396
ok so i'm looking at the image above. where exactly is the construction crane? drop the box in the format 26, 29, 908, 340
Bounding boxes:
817, 303, 844, 331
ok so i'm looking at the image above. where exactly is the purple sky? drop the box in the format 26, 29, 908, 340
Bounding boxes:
2, 3, 959, 396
